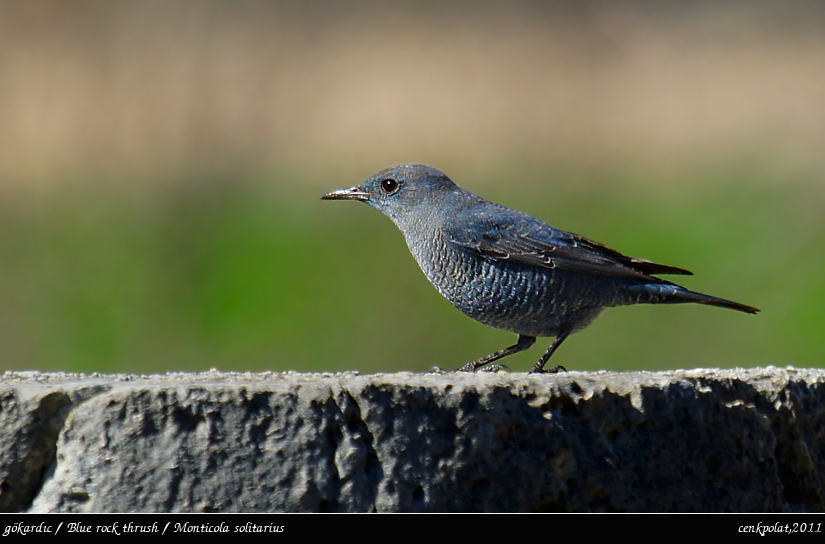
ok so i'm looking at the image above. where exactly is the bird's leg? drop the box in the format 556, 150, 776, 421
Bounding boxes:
456, 334, 536, 372
530, 331, 571, 374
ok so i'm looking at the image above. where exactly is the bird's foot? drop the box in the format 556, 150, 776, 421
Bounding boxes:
438, 362, 511, 373
529, 364, 567, 374
479, 363, 511, 373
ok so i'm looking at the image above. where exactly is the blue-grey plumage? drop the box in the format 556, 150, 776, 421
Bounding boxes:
322, 164, 758, 372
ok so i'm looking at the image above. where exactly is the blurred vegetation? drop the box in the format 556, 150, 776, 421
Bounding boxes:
0, 1, 822, 373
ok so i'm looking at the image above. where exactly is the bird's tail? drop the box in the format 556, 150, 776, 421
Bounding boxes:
675, 289, 759, 314
631, 283, 759, 314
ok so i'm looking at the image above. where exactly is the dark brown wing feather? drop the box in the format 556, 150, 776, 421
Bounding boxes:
445, 203, 692, 281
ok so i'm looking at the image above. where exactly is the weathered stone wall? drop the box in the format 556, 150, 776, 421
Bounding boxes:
1, 368, 822, 512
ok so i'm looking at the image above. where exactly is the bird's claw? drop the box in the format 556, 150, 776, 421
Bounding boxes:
480, 363, 511, 373
529, 365, 567, 374
432, 363, 512, 373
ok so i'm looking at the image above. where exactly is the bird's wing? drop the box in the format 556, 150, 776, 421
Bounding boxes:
444, 205, 692, 280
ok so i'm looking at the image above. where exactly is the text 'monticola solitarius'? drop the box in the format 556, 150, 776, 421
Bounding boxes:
323, 164, 758, 373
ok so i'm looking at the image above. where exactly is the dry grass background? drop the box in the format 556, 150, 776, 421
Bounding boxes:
2, 1, 824, 189
0, 0, 822, 373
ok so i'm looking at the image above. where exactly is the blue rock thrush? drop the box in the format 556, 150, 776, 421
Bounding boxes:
322, 164, 758, 373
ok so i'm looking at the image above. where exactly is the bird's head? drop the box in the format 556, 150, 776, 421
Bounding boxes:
322, 164, 462, 226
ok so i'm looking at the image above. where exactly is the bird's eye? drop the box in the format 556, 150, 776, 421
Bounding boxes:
381, 178, 399, 194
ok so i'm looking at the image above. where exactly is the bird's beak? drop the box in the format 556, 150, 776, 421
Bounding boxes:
322, 186, 370, 202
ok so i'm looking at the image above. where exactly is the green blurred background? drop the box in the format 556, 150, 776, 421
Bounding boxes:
0, 0, 822, 374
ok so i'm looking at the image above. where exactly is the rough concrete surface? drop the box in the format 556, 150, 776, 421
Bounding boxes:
0, 368, 823, 512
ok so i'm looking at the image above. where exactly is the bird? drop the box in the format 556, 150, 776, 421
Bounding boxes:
322, 164, 758, 373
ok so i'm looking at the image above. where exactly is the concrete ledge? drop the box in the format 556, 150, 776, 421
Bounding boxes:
1, 368, 823, 512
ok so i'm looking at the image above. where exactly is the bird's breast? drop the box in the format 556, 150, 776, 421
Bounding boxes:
405, 232, 611, 337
